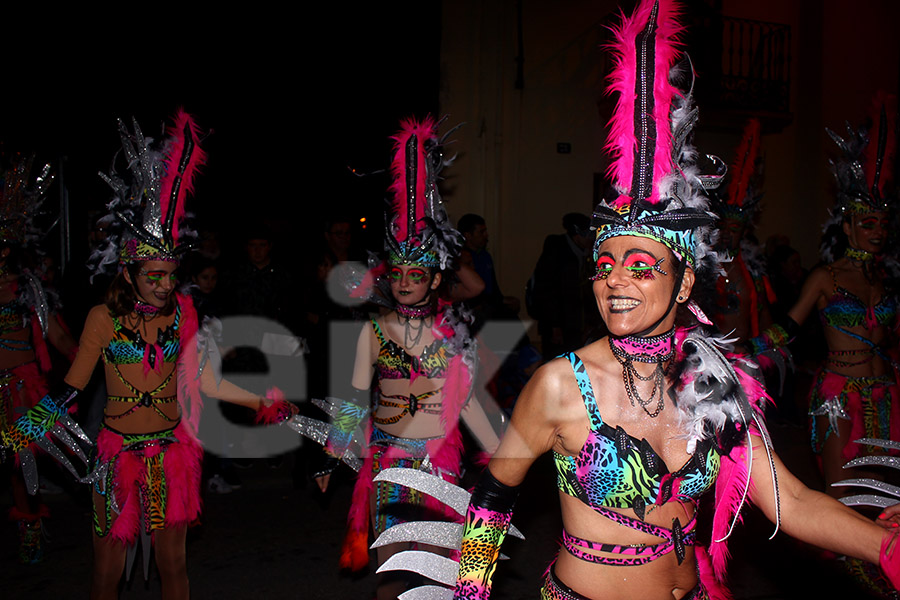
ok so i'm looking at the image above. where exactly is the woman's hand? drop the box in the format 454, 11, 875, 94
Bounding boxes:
315, 473, 330, 493
878, 504, 900, 529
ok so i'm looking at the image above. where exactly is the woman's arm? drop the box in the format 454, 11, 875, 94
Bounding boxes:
448, 250, 486, 302
460, 394, 502, 456
63, 306, 109, 390
47, 314, 78, 362
747, 434, 883, 564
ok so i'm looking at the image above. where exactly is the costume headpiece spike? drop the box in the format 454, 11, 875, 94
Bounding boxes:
593, 0, 720, 271
863, 92, 896, 204
714, 118, 763, 223
0, 153, 55, 248
384, 116, 461, 269
605, 0, 683, 207
90, 109, 207, 277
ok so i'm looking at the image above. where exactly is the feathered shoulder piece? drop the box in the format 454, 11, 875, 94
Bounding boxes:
717, 118, 763, 223
593, 0, 722, 275
385, 115, 462, 270
672, 325, 781, 583
0, 153, 55, 248
91, 109, 207, 277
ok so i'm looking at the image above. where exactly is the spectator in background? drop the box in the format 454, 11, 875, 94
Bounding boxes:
529, 212, 595, 359
457, 213, 520, 332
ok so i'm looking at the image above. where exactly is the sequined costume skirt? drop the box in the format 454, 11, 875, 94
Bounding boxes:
0, 361, 48, 431
540, 565, 709, 600
808, 368, 900, 462
91, 422, 202, 545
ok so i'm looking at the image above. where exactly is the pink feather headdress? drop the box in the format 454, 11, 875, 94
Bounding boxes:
91, 109, 207, 276
718, 118, 763, 222
592, 0, 722, 274
383, 116, 461, 270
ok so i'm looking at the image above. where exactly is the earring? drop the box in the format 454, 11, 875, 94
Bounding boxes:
677, 295, 684, 302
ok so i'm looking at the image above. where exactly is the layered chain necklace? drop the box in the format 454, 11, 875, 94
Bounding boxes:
396, 302, 435, 347
608, 328, 675, 418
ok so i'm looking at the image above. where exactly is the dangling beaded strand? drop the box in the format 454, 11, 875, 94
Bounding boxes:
608, 329, 675, 418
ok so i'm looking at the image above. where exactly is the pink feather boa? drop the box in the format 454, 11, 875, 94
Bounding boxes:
175, 293, 203, 439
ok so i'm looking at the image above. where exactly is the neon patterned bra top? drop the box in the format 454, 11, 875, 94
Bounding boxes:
103, 304, 181, 367
0, 300, 30, 352
554, 352, 720, 518
371, 319, 451, 380
820, 267, 897, 331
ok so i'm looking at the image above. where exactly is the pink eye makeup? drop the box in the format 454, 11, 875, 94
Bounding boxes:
591, 257, 615, 280
407, 269, 427, 284
389, 268, 403, 281
141, 270, 177, 285
624, 253, 667, 280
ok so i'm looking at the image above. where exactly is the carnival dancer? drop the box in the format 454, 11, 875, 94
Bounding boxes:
0, 155, 78, 563
748, 92, 900, 597
312, 116, 500, 600
709, 119, 777, 344
371, 2, 900, 599
0, 110, 296, 600
749, 91, 900, 496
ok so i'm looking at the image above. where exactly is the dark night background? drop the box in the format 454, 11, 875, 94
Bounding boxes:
2, 3, 442, 269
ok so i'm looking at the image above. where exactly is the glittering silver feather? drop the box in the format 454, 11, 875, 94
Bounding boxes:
398, 585, 454, 600
836, 439, 900, 509
284, 414, 362, 472
377, 550, 459, 587
372, 521, 463, 551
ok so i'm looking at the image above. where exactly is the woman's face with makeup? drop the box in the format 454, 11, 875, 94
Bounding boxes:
388, 264, 440, 306
844, 211, 889, 255
592, 236, 691, 337
126, 260, 178, 308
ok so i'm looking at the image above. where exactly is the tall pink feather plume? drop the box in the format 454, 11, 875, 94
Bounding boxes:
726, 119, 761, 209
863, 91, 897, 197
604, 0, 685, 203
159, 109, 207, 243
709, 441, 749, 582
388, 116, 438, 242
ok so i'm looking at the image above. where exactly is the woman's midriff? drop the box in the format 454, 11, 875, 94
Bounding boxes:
102, 362, 181, 434
374, 376, 447, 439
0, 328, 35, 371
554, 492, 699, 600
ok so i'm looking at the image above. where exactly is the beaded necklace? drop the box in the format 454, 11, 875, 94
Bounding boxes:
608, 329, 675, 418
845, 246, 875, 263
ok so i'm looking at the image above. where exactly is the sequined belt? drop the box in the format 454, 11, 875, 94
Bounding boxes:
562, 510, 697, 566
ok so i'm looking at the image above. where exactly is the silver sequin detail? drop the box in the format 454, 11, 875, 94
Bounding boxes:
398, 585, 453, 600
810, 396, 850, 434
377, 550, 458, 586
372, 521, 462, 551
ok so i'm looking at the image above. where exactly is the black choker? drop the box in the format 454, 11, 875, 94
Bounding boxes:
609, 329, 675, 418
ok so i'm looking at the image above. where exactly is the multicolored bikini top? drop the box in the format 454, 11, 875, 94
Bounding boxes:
0, 299, 31, 353
554, 353, 720, 519
371, 319, 452, 380
819, 266, 897, 331
103, 304, 181, 369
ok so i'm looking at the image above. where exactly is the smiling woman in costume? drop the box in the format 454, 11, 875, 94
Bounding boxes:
369, 2, 900, 599
312, 116, 499, 600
